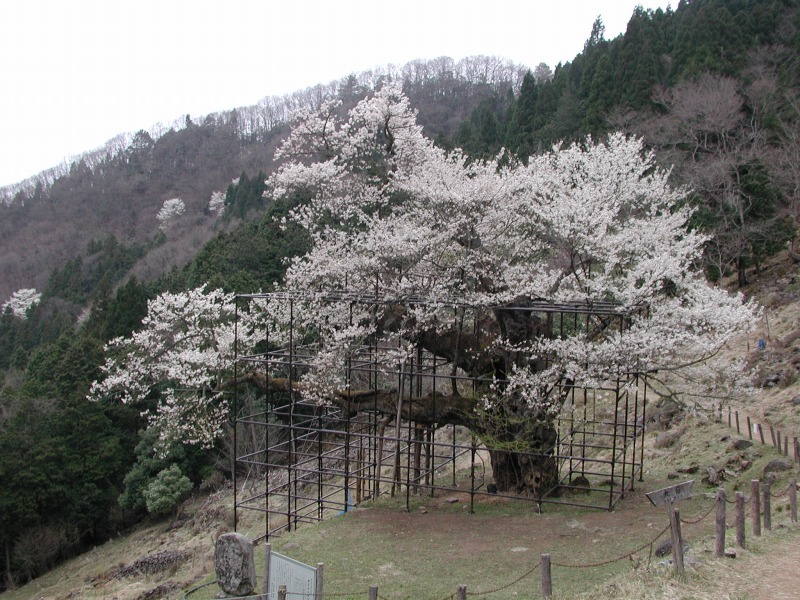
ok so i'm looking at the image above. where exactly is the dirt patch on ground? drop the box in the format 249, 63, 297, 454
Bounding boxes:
347, 488, 685, 561
734, 535, 800, 599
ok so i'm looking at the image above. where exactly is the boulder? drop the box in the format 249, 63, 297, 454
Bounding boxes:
654, 429, 683, 449
702, 466, 724, 486
569, 475, 591, 493
763, 458, 794, 475
654, 538, 689, 558
650, 398, 684, 429
215, 533, 256, 596
731, 439, 752, 451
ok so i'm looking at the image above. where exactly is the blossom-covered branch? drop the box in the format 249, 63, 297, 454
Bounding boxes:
89, 286, 257, 449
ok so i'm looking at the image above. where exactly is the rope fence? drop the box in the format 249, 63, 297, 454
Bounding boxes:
188, 476, 798, 600
725, 407, 800, 465
679, 502, 716, 525
770, 482, 793, 498
460, 561, 541, 597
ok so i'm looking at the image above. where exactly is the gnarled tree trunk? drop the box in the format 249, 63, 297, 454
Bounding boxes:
250, 374, 563, 497
483, 419, 559, 496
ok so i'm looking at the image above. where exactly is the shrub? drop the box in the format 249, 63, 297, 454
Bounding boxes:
143, 465, 193, 516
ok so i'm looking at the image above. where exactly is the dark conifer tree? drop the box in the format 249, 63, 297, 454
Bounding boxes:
505, 71, 538, 158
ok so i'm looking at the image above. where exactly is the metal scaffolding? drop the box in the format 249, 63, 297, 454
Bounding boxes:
232, 292, 648, 543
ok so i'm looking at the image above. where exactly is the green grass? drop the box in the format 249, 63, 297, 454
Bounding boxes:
3, 416, 798, 600
183, 418, 799, 600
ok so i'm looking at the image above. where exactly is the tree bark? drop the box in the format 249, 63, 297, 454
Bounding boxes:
486, 417, 560, 497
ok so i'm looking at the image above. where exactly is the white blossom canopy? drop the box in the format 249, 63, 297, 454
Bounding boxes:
89, 286, 255, 448
266, 83, 758, 407
156, 197, 186, 228
89, 84, 759, 449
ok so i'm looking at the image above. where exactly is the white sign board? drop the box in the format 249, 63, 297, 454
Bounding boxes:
269, 552, 317, 598
645, 480, 695, 507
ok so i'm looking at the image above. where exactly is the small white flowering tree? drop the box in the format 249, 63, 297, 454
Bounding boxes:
2, 288, 42, 319
156, 198, 186, 228
208, 191, 226, 215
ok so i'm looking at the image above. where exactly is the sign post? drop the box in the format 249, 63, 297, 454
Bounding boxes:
645, 480, 695, 507
646, 480, 694, 577
266, 551, 318, 599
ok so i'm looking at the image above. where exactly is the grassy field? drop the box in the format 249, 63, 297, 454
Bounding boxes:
2, 409, 798, 600
179, 418, 797, 600
2, 408, 799, 600
6, 253, 800, 600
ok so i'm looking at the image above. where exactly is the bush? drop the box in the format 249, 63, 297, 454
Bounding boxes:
13, 525, 80, 582
143, 465, 193, 516
119, 427, 210, 514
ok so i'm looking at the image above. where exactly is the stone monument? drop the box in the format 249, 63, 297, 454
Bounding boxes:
214, 532, 256, 596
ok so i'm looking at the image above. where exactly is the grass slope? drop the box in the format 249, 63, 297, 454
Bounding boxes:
4, 255, 800, 600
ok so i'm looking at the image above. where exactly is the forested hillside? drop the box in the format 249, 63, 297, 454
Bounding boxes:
1, 0, 799, 591
0, 56, 528, 303
455, 0, 800, 286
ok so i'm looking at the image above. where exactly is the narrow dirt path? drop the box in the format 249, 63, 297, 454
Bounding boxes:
726, 534, 800, 599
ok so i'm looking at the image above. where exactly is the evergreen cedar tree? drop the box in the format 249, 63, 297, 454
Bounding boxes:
90, 86, 757, 492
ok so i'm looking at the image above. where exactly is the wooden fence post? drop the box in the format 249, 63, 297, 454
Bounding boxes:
747, 416, 752, 440
368, 585, 378, 600
735, 411, 740, 434
752, 480, 761, 537
669, 507, 685, 577
790, 478, 797, 524
763, 484, 772, 531
735, 492, 746, 548
758, 425, 766, 445
456, 584, 467, 600
540, 554, 552, 600
316, 563, 324, 600
715, 488, 726, 558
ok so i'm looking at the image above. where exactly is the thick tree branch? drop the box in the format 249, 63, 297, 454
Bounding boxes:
245, 373, 477, 428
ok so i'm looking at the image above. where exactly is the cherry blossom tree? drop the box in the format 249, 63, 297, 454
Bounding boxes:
89, 85, 758, 493
156, 198, 186, 228
262, 83, 758, 492
2, 288, 42, 319
267, 83, 755, 381
208, 190, 226, 215
89, 286, 249, 451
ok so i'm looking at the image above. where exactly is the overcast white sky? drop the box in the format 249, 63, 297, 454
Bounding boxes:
0, 0, 673, 187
